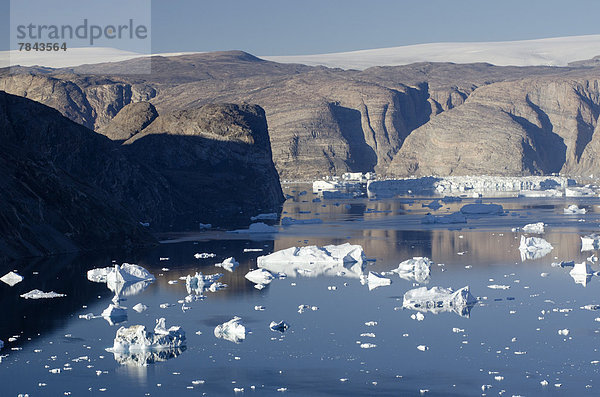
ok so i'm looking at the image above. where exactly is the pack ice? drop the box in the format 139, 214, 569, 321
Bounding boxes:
384, 257, 432, 283
215, 257, 239, 272
256, 243, 365, 278
214, 317, 246, 343
581, 234, 600, 251
402, 286, 477, 317
0, 271, 23, 286
108, 318, 186, 353
519, 236, 553, 261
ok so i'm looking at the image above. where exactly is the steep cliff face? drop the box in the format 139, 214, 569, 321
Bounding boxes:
387, 75, 600, 177
0, 91, 284, 259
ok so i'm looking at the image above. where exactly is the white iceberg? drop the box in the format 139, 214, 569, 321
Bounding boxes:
564, 204, 586, 214
269, 321, 290, 333
366, 272, 392, 290
256, 243, 365, 278
581, 234, 600, 251
421, 212, 467, 225
108, 318, 186, 353
385, 257, 432, 283
194, 252, 216, 259
565, 187, 596, 197
111, 347, 185, 367
215, 257, 239, 272
0, 271, 23, 286
102, 304, 128, 325
132, 303, 148, 313
460, 203, 504, 215
570, 262, 593, 287
519, 236, 553, 261
185, 272, 223, 295
87, 264, 155, 297
245, 269, 275, 287
214, 317, 246, 343
20, 289, 65, 299
402, 286, 477, 317
522, 222, 545, 234
229, 222, 278, 233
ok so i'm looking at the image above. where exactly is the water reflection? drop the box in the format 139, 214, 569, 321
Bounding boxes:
111, 346, 186, 367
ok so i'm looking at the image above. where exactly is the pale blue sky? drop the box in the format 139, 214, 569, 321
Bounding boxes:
2, 0, 600, 54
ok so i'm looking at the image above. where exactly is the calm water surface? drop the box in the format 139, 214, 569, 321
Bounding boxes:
2, 185, 600, 396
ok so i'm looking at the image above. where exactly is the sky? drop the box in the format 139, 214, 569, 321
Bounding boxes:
1, 0, 600, 55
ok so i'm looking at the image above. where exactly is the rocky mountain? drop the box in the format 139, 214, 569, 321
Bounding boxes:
0, 91, 283, 260
3, 51, 600, 179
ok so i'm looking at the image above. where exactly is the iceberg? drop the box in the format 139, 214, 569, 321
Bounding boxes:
0, 271, 23, 286
366, 272, 392, 290
214, 317, 246, 343
402, 286, 477, 317
269, 321, 290, 333
108, 318, 186, 353
421, 212, 467, 225
256, 243, 365, 278
384, 257, 432, 283
111, 347, 186, 367
570, 262, 593, 287
519, 236, 553, 261
185, 272, 223, 295
132, 303, 148, 313
20, 289, 65, 299
564, 204, 586, 214
522, 222, 545, 234
229, 222, 278, 233
581, 234, 600, 251
460, 203, 504, 215
87, 264, 155, 297
565, 187, 596, 197
215, 257, 239, 272
245, 269, 275, 287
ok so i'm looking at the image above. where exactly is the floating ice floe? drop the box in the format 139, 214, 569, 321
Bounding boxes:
102, 304, 128, 325
281, 217, 323, 226
564, 204, 586, 214
421, 212, 466, 225
565, 186, 596, 197
257, 243, 365, 278
384, 257, 432, 283
570, 262, 593, 287
185, 272, 224, 295
20, 289, 65, 299
229, 222, 278, 233
522, 222, 545, 234
133, 303, 148, 313
214, 317, 246, 343
108, 318, 186, 355
459, 203, 504, 215
581, 234, 600, 251
250, 213, 278, 221
87, 263, 155, 297
215, 257, 239, 272
245, 269, 275, 289
269, 321, 289, 333
519, 236, 553, 261
194, 252, 216, 259
365, 272, 392, 290
0, 271, 23, 286
402, 286, 477, 317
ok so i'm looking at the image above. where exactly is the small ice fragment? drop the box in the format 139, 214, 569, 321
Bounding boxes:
581, 304, 600, 311
365, 321, 378, 326
20, 289, 65, 299
385, 257, 432, 283
0, 271, 23, 286
411, 312, 425, 321
360, 343, 376, 349
360, 333, 376, 338
215, 257, 239, 272
194, 253, 216, 259
452, 328, 464, 333
522, 222, 545, 234
540, 380, 548, 386
327, 285, 337, 291
487, 284, 510, 290
167, 280, 178, 285
416, 345, 428, 351
244, 248, 264, 252
540, 273, 549, 277
564, 204, 586, 214
277, 388, 287, 392
558, 329, 570, 336
214, 317, 246, 343
159, 303, 171, 309
132, 303, 147, 313
245, 269, 275, 286
269, 321, 289, 333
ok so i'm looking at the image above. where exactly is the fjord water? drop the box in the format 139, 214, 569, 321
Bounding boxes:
2, 186, 600, 396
